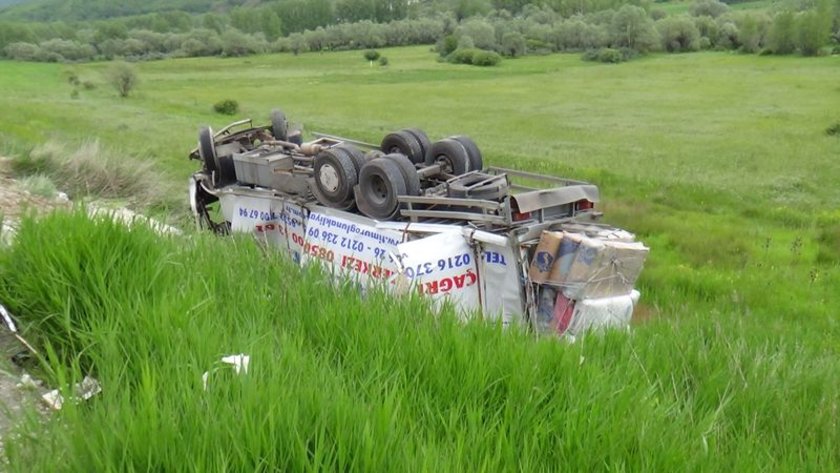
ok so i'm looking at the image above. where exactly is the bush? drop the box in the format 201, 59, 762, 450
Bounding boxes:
457, 19, 497, 50
378, 56, 388, 66
657, 16, 701, 52
690, 0, 729, 18
446, 47, 478, 64
20, 174, 57, 198
4, 42, 42, 61
768, 11, 796, 55
65, 71, 81, 86
582, 47, 630, 63
471, 49, 502, 66
795, 9, 832, 56
221, 29, 262, 57
826, 122, 840, 136
715, 21, 740, 50
106, 61, 138, 98
12, 140, 170, 207
735, 12, 770, 54
364, 49, 380, 61
597, 47, 623, 63
213, 99, 240, 116
436, 34, 458, 57
500, 31, 527, 57
82, 80, 96, 90
552, 19, 609, 51
610, 5, 660, 53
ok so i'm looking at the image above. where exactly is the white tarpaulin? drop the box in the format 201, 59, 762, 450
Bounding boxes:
213, 191, 541, 327
226, 194, 307, 263
397, 231, 480, 316
476, 241, 523, 326
302, 207, 404, 286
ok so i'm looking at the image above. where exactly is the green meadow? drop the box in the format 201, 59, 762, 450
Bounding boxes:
0, 46, 839, 470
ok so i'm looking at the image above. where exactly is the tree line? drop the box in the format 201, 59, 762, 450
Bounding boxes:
1, 0, 837, 64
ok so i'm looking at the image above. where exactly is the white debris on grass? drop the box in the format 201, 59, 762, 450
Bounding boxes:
87, 203, 181, 236
202, 353, 251, 391
15, 374, 41, 391
0, 221, 15, 247
40, 376, 102, 410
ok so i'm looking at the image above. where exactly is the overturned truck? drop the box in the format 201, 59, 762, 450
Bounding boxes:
189, 110, 648, 337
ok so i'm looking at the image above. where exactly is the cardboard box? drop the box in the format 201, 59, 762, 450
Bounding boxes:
528, 231, 563, 283
564, 238, 649, 299
546, 231, 584, 285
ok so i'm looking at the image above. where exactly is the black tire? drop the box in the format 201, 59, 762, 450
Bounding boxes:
383, 153, 420, 196
404, 128, 431, 164
313, 148, 358, 207
450, 135, 483, 171
334, 144, 367, 175
271, 109, 288, 141
198, 126, 217, 174
381, 130, 424, 164
357, 158, 408, 220
427, 138, 470, 175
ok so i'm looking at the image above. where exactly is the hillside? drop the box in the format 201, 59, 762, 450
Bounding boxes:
0, 0, 240, 20
0, 0, 28, 9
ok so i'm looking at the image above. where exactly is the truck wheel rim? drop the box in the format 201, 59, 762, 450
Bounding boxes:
319, 164, 340, 192
370, 175, 388, 204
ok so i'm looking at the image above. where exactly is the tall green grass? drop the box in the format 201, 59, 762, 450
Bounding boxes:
0, 211, 837, 470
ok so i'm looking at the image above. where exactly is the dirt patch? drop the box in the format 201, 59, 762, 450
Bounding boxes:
1, 158, 71, 246
0, 158, 59, 456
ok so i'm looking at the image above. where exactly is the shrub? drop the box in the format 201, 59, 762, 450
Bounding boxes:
657, 16, 701, 52
446, 47, 477, 64
768, 11, 796, 54
106, 61, 138, 98
65, 71, 81, 86
457, 19, 497, 50
690, 0, 729, 18
597, 47, 624, 63
436, 34, 458, 57
457, 35, 475, 49
715, 21, 740, 50
12, 140, 171, 208
213, 99, 240, 116
609, 5, 660, 53
795, 9, 832, 56
552, 19, 609, 51
221, 29, 262, 57
378, 56, 388, 66
82, 80, 96, 90
471, 49, 502, 66
364, 49, 380, 61
4, 42, 42, 61
500, 31, 527, 57
582, 47, 629, 63
735, 12, 771, 54
20, 174, 57, 198
826, 122, 840, 136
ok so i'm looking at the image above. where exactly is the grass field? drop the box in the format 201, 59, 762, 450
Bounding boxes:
0, 47, 839, 469
656, 0, 779, 14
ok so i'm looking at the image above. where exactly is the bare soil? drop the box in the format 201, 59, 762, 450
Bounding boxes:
0, 158, 59, 459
